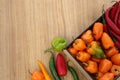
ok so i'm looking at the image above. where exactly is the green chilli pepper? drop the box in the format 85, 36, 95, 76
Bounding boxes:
68, 65, 79, 80
87, 41, 106, 58
49, 53, 61, 80
51, 38, 67, 51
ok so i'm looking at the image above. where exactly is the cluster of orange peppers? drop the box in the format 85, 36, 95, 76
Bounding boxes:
68, 22, 120, 80
30, 60, 51, 80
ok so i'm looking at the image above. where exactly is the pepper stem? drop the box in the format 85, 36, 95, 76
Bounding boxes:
44, 47, 54, 53
28, 69, 32, 75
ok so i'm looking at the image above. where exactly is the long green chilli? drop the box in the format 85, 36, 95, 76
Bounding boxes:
49, 53, 61, 80
68, 65, 79, 80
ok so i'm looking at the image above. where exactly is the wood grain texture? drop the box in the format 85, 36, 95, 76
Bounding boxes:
0, 0, 115, 80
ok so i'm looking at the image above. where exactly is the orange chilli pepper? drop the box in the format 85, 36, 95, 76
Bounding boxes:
111, 54, 120, 65
106, 47, 119, 57
101, 32, 114, 49
99, 59, 112, 73
99, 72, 114, 80
30, 70, 44, 80
68, 47, 78, 55
111, 65, 120, 76
81, 30, 94, 43
73, 39, 86, 51
76, 51, 91, 62
93, 22, 103, 40
84, 60, 98, 74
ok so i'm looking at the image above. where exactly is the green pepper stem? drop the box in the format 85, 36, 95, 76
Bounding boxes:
44, 47, 54, 53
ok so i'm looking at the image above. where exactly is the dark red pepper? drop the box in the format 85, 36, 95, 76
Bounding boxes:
118, 14, 120, 28
105, 7, 120, 35
56, 53, 67, 76
114, 3, 120, 25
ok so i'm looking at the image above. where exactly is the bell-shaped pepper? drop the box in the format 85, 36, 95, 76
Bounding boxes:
87, 41, 106, 58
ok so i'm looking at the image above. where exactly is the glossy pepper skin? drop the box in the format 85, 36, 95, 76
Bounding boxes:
56, 53, 67, 76
30, 71, 44, 80
99, 72, 114, 80
51, 38, 67, 51
87, 41, 106, 58
84, 60, 98, 74
99, 59, 112, 73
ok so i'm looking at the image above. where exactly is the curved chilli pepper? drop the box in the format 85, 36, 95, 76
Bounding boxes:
30, 71, 44, 80
111, 65, 120, 76
49, 53, 61, 80
51, 37, 67, 51
106, 47, 119, 57
81, 30, 94, 43
87, 41, 106, 58
76, 51, 91, 62
105, 7, 120, 35
99, 72, 114, 80
83, 60, 98, 74
111, 54, 120, 65
99, 59, 112, 73
37, 60, 52, 80
101, 32, 114, 49
118, 14, 120, 28
93, 22, 103, 40
73, 39, 86, 51
68, 65, 79, 80
56, 53, 67, 76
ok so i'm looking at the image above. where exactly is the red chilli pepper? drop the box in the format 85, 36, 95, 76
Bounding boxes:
56, 53, 67, 76
105, 7, 120, 35
118, 14, 120, 28
114, 3, 120, 25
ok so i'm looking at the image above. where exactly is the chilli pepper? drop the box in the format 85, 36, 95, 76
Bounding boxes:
111, 65, 120, 76
30, 70, 45, 80
101, 32, 114, 49
99, 72, 114, 80
49, 53, 61, 80
56, 53, 67, 76
51, 37, 67, 51
111, 54, 120, 65
87, 41, 106, 58
68, 65, 79, 80
93, 22, 103, 40
37, 60, 52, 80
76, 51, 91, 62
81, 30, 94, 43
105, 7, 120, 35
73, 39, 86, 51
106, 47, 119, 57
99, 59, 112, 73
68, 47, 78, 55
83, 60, 98, 74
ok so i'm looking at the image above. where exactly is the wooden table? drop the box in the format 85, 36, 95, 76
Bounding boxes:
0, 0, 115, 80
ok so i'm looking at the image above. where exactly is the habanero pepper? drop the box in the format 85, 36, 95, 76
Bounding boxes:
101, 32, 114, 49
99, 59, 112, 73
106, 47, 119, 57
51, 37, 67, 51
111, 65, 120, 76
76, 51, 91, 62
73, 39, 86, 51
111, 54, 120, 65
87, 41, 106, 58
99, 72, 114, 80
83, 60, 98, 74
81, 30, 94, 43
93, 22, 103, 40
30, 70, 45, 80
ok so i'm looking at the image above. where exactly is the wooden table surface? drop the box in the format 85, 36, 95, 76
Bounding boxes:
0, 0, 115, 80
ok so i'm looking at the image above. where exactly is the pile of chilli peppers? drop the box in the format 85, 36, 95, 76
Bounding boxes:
30, 37, 79, 80
68, 1, 120, 80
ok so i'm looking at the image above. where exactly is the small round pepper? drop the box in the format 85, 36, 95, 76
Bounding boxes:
51, 37, 67, 51
30, 70, 45, 80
